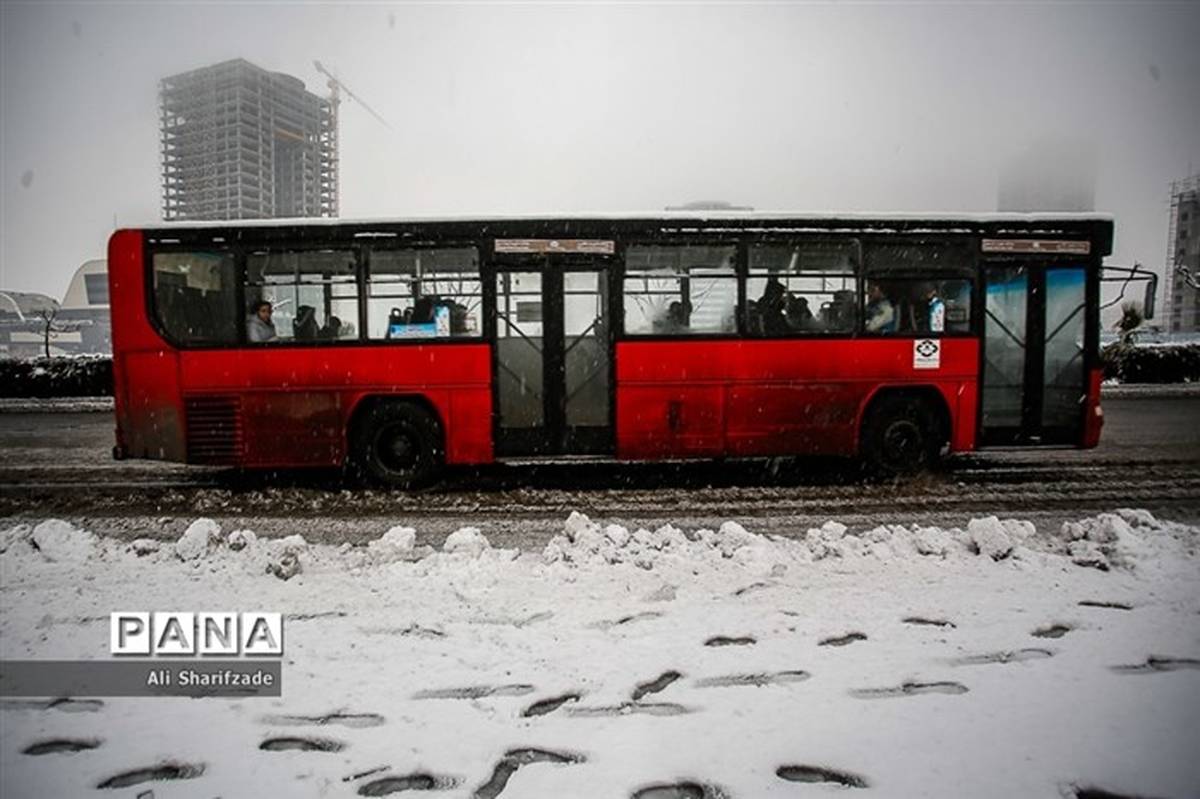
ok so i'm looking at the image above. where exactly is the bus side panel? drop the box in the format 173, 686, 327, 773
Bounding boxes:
616, 339, 979, 460
177, 344, 493, 468
120, 352, 186, 461
951, 378, 978, 452
108, 229, 187, 461
615, 342, 731, 459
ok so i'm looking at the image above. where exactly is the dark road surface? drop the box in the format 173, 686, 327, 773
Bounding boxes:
1, 393, 1198, 547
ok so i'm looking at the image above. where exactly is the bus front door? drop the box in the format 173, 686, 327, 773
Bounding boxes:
493, 266, 613, 457
980, 263, 1090, 445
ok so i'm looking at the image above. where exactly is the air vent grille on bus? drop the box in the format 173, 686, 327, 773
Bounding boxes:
185, 395, 244, 465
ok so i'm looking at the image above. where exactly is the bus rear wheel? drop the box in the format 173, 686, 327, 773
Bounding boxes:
861, 395, 941, 477
351, 401, 444, 488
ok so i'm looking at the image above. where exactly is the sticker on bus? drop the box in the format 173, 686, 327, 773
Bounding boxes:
495, 238, 615, 254
913, 338, 941, 369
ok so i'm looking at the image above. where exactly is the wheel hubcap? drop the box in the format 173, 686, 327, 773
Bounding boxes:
377, 426, 419, 473
881, 420, 924, 470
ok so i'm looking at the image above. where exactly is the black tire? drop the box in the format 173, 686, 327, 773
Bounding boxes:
350, 401, 444, 488
860, 395, 942, 477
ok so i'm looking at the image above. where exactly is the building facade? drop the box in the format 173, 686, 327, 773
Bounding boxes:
160, 59, 337, 221
1166, 176, 1200, 333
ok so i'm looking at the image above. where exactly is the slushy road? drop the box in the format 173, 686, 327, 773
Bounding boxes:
1, 392, 1197, 547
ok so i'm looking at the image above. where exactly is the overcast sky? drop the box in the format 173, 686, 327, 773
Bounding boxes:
2, 1, 1198, 309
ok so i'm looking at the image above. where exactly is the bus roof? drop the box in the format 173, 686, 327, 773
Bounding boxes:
132, 210, 1114, 229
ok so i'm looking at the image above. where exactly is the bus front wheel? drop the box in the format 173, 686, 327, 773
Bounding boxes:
351, 401, 444, 488
861, 395, 941, 477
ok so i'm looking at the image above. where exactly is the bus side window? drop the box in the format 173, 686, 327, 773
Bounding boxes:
244, 249, 359, 343
151, 251, 239, 346
745, 241, 858, 336
862, 242, 973, 335
622, 245, 736, 336
367, 247, 481, 340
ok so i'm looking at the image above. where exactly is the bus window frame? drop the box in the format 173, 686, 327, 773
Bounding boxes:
742, 236, 864, 340
617, 237, 742, 341
145, 242, 244, 350
859, 236, 980, 339
143, 232, 492, 350
242, 243, 362, 346
363, 240, 486, 343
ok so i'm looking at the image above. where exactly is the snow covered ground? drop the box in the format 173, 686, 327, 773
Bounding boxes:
1, 510, 1199, 798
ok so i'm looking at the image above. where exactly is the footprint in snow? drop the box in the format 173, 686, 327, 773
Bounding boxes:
259, 711, 385, 728
96, 762, 204, 789
357, 772, 460, 795
22, 738, 101, 755
1110, 656, 1200, 675
0, 697, 104, 713
704, 635, 755, 647
777, 764, 869, 788
694, 670, 811, 688
260, 736, 345, 752
902, 616, 956, 628
1032, 624, 1073, 639
522, 692, 582, 718
819, 632, 867, 647
631, 781, 729, 799
591, 611, 663, 630
850, 680, 968, 699
632, 671, 682, 701
473, 748, 584, 799
568, 702, 691, 717
1077, 600, 1132, 611
951, 648, 1053, 666
413, 684, 535, 700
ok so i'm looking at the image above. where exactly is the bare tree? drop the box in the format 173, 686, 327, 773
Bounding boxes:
35, 306, 85, 357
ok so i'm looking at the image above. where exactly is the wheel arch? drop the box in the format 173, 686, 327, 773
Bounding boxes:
344, 393, 445, 464
857, 384, 952, 455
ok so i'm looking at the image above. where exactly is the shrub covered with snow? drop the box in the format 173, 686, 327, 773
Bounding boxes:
0, 356, 112, 397
1102, 341, 1200, 383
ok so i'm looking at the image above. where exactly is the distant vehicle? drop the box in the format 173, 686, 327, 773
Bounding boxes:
107, 213, 1112, 483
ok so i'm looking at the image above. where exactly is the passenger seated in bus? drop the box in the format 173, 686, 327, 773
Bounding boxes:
293, 305, 319, 340
786, 294, 816, 331
450, 302, 470, 334
246, 300, 277, 342
319, 316, 343, 339
922, 282, 945, 333
758, 277, 788, 335
864, 282, 897, 333
655, 300, 691, 333
411, 296, 436, 324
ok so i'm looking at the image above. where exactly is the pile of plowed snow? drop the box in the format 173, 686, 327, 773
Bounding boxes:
1, 509, 1194, 581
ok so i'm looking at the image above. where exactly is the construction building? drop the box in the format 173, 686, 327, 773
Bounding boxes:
1165, 175, 1200, 333
160, 59, 337, 221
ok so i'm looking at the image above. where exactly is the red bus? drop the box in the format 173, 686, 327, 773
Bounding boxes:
107, 214, 1111, 484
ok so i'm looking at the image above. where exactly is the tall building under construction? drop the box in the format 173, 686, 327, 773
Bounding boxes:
1165, 175, 1200, 333
160, 59, 337, 221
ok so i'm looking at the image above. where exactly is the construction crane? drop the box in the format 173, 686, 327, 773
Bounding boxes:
313, 60, 393, 131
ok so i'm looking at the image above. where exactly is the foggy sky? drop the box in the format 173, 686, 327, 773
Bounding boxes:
2, 1, 1198, 311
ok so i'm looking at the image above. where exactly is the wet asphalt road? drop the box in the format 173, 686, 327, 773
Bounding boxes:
0, 393, 1197, 547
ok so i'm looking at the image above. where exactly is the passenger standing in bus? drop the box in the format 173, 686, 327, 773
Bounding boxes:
247, 300, 277, 342
923, 282, 945, 333
864, 282, 896, 333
